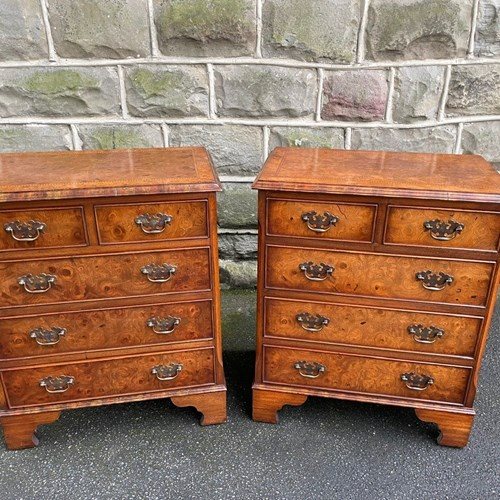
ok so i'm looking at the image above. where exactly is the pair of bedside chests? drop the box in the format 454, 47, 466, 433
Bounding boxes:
0, 147, 499, 450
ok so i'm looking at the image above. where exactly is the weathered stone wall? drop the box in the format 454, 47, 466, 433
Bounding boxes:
1, 0, 499, 288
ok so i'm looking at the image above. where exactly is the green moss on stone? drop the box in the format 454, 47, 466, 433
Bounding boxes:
158, 0, 251, 41
24, 70, 98, 94
91, 128, 150, 150
130, 68, 184, 98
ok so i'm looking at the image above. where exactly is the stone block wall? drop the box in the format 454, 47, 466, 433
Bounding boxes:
0, 0, 499, 288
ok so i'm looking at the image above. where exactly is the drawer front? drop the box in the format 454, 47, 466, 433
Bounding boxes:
266, 246, 494, 307
385, 206, 500, 252
265, 298, 482, 357
0, 248, 211, 308
267, 199, 376, 242
0, 300, 213, 359
2, 348, 215, 407
0, 207, 87, 251
264, 346, 470, 405
95, 200, 208, 244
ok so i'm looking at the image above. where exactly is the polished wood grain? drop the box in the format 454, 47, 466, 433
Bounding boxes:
0, 206, 87, 251
252, 387, 308, 424
3, 348, 215, 407
0, 147, 221, 202
266, 245, 493, 307
253, 148, 500, 203
415, 407, 474, 448
264, 346, 470, 404
0, 411, 61, 450
264, 297, 482, 358
267, 198, 376, 242
0, 299, 213, 360
171, 390, 227, 425
254, 148, 499, 446
95, 200, 208, 244
385, 206, 500, 252
0, 247, 211, 308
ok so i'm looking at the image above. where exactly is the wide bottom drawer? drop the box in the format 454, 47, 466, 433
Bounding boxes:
264, 346, 470, 405
2, 348, 215, 408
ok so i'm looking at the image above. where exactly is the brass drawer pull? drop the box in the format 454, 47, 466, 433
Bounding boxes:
423, 219, 464, 241
30, 327, 66, 345
147, 316, 181, 334
135, 213, 173, 234
294, 361, 326, 378
407, 324, 444, 344
301, 211, 339, 233
141, 263, 176, 283
415, 270, 453, 291
296, 312, 330, 332
18, 273, 56, 293
151, 363, 183, 381
299, 261, 334, 281
401, 372, 434, 391
4, 220, 46, 241
39, 375, 74, 394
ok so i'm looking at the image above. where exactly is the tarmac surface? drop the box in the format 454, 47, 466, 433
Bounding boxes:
0, 290, 498, 499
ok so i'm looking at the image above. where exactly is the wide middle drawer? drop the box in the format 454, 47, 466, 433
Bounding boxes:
0, 299, 213, 360
265, 297, 482, 358
266, 245, 494, 307
0, 247, 211, 308
264, 346, 470, 405
2, 347, 215, 408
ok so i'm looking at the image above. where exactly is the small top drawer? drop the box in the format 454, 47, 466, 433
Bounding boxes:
0, 207, 87, 252
267, 198, 376, 242
385, 206, 500, 252
95, 200, 208, 245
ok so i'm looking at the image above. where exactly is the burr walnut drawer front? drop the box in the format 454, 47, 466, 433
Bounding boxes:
2, 348, 215, 408
267, 198, 376, 242
94, 200, 208, 244
265, 298, 482, 358
0, 300, 213, 360
264, 346, 470, 405
266, 246, 494, 307
0, 207, 87, 252
384, 206, 500, 252
0, 247, 211, 309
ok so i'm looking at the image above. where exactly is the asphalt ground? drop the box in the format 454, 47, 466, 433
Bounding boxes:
0, 290, 498, 499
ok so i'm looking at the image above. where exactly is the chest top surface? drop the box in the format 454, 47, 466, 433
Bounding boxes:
252, 148, 500, 203
0, 147, 221, 202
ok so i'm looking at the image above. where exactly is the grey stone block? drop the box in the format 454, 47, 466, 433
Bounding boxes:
154, 0, 257, 57
269, 127, 345, 149
218, 183, 257, 228
0, 67, 120, 117
461, 121, 500, 169
215, 65, 317, 118
365, 0, 473, 61
446, 64, 500, 116
125, 65, 209, 117
77, 124, 164, 150
0, 125, 72, 152
392, 66, 445, 123
220, 259, 257, 288
351, 126, 456, 153
218, 233, 258, 260
321, 70, 389, 121
262, 0, 360, 63
169, 125, 263, 175
475, 0, 500, 58
48, 0, 150, 59
0, 0, 48, 60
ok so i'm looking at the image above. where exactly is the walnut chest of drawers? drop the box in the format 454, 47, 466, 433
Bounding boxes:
0, 147, 226, 450
252, 147, 500, 447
